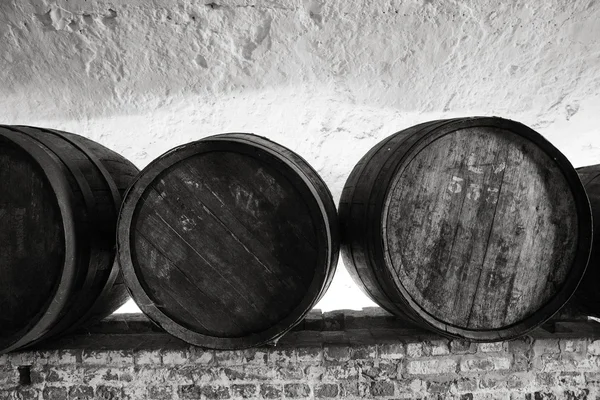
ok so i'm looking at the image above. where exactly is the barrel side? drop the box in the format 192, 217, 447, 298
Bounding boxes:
209, 133, 339, 307
45, 130, 140, 329
118, 133, 337, 349
338, 119, 456, 322
7, 126, 117, 342
573, 164, 600, 316
0, 127, 79, 354
339, 117, 592, 341
381, 117, 591, 340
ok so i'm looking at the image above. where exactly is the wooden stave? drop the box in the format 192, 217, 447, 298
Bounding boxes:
40, 129, 139, 331
0, 126, 137, 353
572, 165, 600, 316
0, 127, 78, 354
209, 134, 340, 307
339, 119, 460, 324
339, 117, 592, 341
118, 133, 339, 349
8, 126, 113, 342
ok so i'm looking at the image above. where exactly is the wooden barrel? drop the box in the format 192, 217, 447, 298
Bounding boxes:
339, 117, 592, 341
571, 164, 600, 316
118, 133, 339, 349
0, 125, 139, 354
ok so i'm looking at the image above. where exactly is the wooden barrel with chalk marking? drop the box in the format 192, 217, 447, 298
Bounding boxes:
117, 133, 339, 349
0, 125, 139, 354
339, 117, 592, 341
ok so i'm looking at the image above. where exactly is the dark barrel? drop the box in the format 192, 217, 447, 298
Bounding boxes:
0, 125, 139, 354
117, 133, 339, 349
339, 117, 592, 341
571, 164, 600, 316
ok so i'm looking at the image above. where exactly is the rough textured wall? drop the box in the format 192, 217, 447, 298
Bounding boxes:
1, 0, 600, 310
1, 311, 600, 400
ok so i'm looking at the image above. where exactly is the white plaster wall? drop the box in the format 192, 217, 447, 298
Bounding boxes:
1, 0, 600, 312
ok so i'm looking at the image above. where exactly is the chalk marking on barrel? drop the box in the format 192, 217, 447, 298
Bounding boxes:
467, 183, 482, 201
447, 176, 464, 194
494, 162, 506, 174
467, 153, 484, 174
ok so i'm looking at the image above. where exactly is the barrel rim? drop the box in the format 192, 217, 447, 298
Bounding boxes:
339, 119, 460, 322
0, 126, 78, 354
118, 132, 337, 349
378, 116, 592, 341
39, 127, 130, 332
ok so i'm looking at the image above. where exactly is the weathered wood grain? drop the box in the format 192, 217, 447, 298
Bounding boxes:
0, 138, 64, 348
340, 117, 592, 341
0, 126, 139, 354
571, 164, 600, 316
118, 133, 339, 349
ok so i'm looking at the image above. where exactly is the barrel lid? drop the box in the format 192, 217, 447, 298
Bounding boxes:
118, 133, 334, 349
0, 127, 77, 353
380, 117, 592, 340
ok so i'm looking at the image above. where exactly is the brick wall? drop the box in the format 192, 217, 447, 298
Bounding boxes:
1, 310, 600, 400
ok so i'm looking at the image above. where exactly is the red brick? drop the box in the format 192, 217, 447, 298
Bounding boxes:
297, 347, 323, 362
188, 347, 215, 364
533, 339, 560, 355
260, 384, 282, 399
242, 349, 268, 364
406, 343, 423, 358
322, 363, 359, 380
167, 366, 196, 384
83, 367, 135, 385
284, 383, 311, 398
587, 340, 600, 355
559, 340, 585, 353
450, 340, 477, 355
231, 384, 257, 398
215, 350, 245, 365
269, 348, 297, 364
338, 380, 359, 396
460, 356, 511, 372
505, 373, 531, 390
4, 387, 39, 400
180, 385, 202, 400
360, 361, 399, 380
69, 385, 95, 400
202, 385, 230, 399
350, 345, 377, 360
148, 385, 173, 400
82, 350, 109, 365
478, 342, 506, 353
42, 386, 68, 400
277, 365, 304, 380
162, 349, 188, 365
134, 350, 162, 365
557, 372, 585, 387
536, 372, 557, 386
453, 377, 477, 393
370, 381, 394, 397
540, 353, 596, 372
96, 385, 123, 400
324, 345, 350, 362
427, 340, 451, 356
0, 366, 17, 389
428, 379, 453, 394
378, 343, 405, 359
406, 358, 457, 375
304, 365, 326, 380
314, 383, 338, 398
